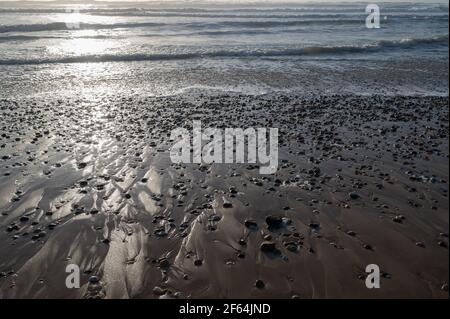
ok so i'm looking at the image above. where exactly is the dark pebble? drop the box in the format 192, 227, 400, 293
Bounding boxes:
153, 286, 166, 296
437, 241, 448, 248
244, 219, 258, 230
88, 276, 100, 284
194, 259, 203, 266
223, 202, 233, 208
19, 216, 29, 223
349, 192, 360, 200
260, 241, 277, 252
265, 215, 283, 229
255, 280, 265, 289
159, 258, 170, 268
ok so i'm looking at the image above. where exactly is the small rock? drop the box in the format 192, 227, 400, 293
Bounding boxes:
309, 222, 320, 229
244, 219, 258, 230
153, 286, 167, 296
392, 215, 404, 223
223, 201, 233, 208
255, 279, 265, 289
265, 215, 283, 229
260, 241, 277, 253
381, 272, 392, 279
346, 230, 356, 236
194, 259, 203, 266
437, 241, 448, 248
415, 241, 425, 248
349, 192, 360, 200
88, 276, 100, 284
285, 243, 298, 252
79, 181, 88, 187
158, 258, 170, 268
19, 216, 29, 223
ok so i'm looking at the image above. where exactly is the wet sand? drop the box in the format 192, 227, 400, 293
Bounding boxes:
0, 94, 448, 299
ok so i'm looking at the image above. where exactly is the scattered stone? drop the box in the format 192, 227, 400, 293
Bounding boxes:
349, 192, 360, 200
437, 241, 448, 248
392, 215, 405, 223
309, 222, 320, 229
265, 215, 283, 229
194, 259, 203, 266
244, 219, 258, 230
19, 216, 29, 222
260, 241, 277, 253
346, 230, 356, 236
255, 280, 265, 289
285, 243, 298, 252
88, 276, 100, 284
153, 286, 167, 296
158, 258, 170, 268
381, 272, 392, 279
223, 201, 233, 208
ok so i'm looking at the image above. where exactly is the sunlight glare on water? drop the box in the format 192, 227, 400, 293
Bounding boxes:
0, 1, 447, 97
48, 37, 119, 56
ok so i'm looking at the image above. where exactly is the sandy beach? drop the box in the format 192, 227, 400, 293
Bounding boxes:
0, 0, 448, 301
0, 93, 448, 298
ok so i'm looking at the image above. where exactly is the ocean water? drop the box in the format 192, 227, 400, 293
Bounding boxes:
0, 1, 448, 97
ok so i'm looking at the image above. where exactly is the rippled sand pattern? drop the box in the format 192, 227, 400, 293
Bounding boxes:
0, 94, 448, 298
